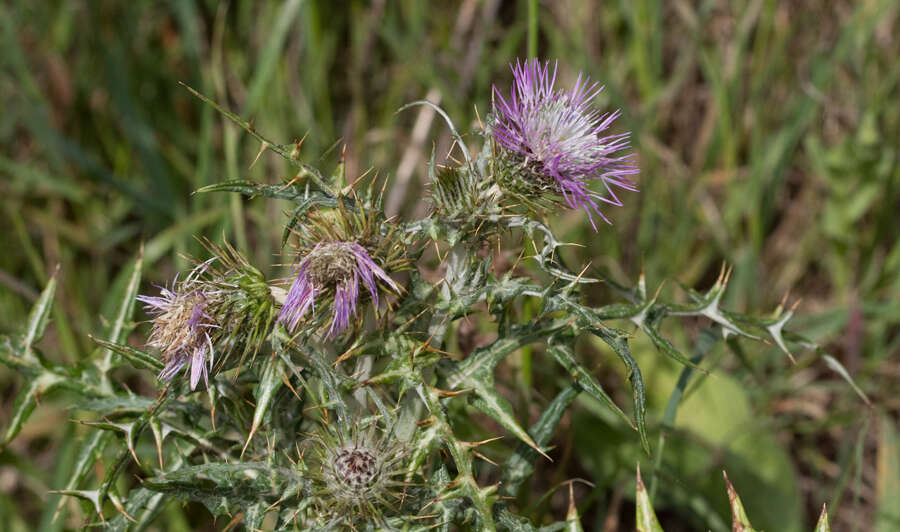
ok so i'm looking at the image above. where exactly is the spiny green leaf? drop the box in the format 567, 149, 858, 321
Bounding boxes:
50, 489, 103, 519
469, 384, 547, 460
814, 504, 830, 532
74, 394, 157, 415
53, 431, 113, 519
104, 487, 166, 532
195, 179, 336, 205
179, 82, 331, 191
546, 343, 632, 429
21, 270, 58, 363
88, 337, 163, 372
564, 483, 585, 532
242, 354, 285, 457
823, 353, 871, 405
502, 384, 580, 496
98, 249, 142, 377
639, 322, 705, 371
591, 327, 650, 454
635, 464, 664, 532
723, 471, 760, 532
144, 462, 301, 518
3, 371, 65, 445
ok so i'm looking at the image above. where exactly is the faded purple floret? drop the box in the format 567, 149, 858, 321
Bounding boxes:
492, 58, 638, 228
137, 262, 218, 390
279, 242, 399, 338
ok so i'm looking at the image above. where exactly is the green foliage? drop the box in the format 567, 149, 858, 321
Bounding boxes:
636, 469, 832, 532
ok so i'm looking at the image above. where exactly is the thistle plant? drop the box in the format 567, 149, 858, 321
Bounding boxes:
0, 60, 852, 531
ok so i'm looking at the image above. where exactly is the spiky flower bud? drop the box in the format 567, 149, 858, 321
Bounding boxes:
280, 241, 399, 338
306, 420, 409, 525
279, 198, 409, 338
490, 58, 638, 228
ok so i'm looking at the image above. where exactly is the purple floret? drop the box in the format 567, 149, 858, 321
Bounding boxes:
492, 58, 638, 228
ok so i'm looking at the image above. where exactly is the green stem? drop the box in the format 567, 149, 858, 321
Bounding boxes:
527, 0, 538, 58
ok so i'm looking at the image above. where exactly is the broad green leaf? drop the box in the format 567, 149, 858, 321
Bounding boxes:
636, 464, 664, 532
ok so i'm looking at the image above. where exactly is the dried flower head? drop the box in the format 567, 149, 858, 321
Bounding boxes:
278, 195, 409, 338
137, 261, 219, 390
491, 58, 638, 228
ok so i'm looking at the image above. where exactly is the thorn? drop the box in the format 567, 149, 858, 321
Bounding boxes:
109, 492, 136, 523
431, 386, 472, 397
461, 436, 503, 448
250, 141, 269, 168
275, 176, 302, 194
651, 280, 666, 303
566, 480, 577, 519
473, 450, 498, 466
723, 264, 733, 286
282, 373, 302, 400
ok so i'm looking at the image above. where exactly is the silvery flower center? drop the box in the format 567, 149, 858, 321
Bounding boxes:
307, 243, 357, 287
332, 447, 378, 491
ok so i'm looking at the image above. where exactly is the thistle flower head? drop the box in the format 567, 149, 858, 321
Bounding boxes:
137, 241, 276, 390
137, 261, 218, 390
278, 197, 409, 338
491, 58, 638, 228
306, 418, 409, 524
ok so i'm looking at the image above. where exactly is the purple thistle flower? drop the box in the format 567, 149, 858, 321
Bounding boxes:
492, 58, 638, 228
137, 262, 219, 390
278, 241, 399, 338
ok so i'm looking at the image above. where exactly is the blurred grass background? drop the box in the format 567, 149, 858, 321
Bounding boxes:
1, 0, 898, 530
